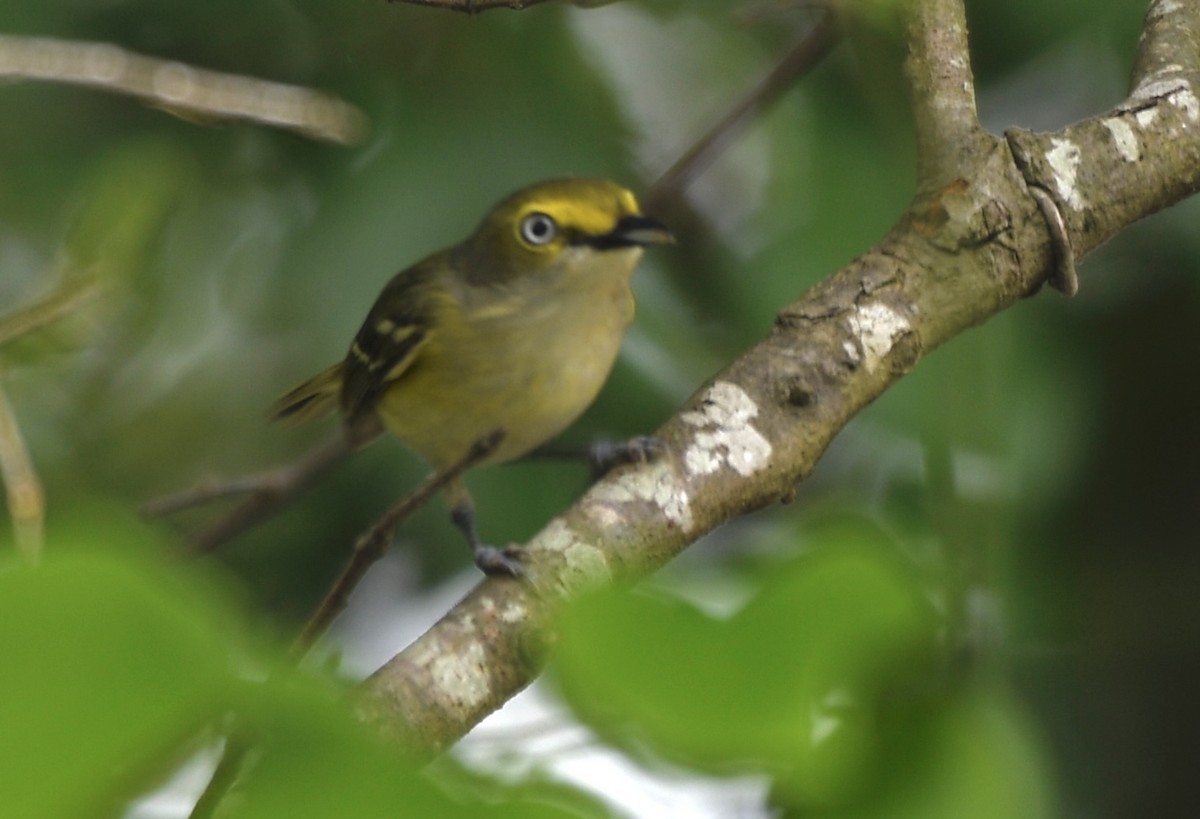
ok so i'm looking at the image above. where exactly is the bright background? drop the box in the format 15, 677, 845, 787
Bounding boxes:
2, 1, 1198, 818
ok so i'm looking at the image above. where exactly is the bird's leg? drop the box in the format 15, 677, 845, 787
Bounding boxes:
524, 435, 668, 477
447, 478, 524, 578
587, 435, 667, 477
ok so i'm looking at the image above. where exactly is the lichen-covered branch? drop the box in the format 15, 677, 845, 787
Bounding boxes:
1006, 0, 1200, 260
356, 0, 1200, 754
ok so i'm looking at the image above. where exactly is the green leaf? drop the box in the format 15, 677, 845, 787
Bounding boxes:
0, 548, 237, 819
812, 685, 1057, 819
553, 522, 939, 807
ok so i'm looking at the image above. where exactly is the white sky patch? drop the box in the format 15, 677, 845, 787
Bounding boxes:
457, 682, 772, 819
681, 382, 772, 479
1046, 138, 1086, 210
587, 459, 694, 532
847, 302, 911, 372
1102, 117, 1140, 162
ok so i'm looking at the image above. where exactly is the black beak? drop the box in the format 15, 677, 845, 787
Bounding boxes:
584, 215, 675, 250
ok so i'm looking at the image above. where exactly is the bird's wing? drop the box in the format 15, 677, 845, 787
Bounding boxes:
338, 262, 442, 422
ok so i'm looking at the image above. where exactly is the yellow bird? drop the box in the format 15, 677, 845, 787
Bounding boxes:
274, 178, 673, 575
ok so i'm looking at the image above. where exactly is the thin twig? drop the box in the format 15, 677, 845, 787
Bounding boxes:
389, 0, 560, 13
0, 371, 44, 563
0, 278, 105, 349
143, 429, 359, 554
0, 34, 366, 144
292, 429, 505, 658
187, 735, 250, 819
641, 12, 841, 213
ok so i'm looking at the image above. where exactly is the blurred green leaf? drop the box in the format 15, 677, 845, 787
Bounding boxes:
0, 546, 237, 818
228, 673, 614, 818
0, 529, 618, 818
806, 685, 1057, 819
61, 138, 191, 285
553, 521, 939, 808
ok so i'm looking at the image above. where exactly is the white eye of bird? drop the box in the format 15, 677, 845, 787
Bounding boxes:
519, 212, 557, 246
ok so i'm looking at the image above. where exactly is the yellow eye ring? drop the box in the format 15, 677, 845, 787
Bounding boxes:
519, 212, 557, 247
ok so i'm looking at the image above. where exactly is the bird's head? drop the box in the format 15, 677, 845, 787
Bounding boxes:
457, 177, 673, 286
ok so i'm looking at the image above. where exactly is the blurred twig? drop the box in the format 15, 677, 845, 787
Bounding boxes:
642, 11, 841, 212
293, 430, 504, 658
0, 278, 105, 349
389, 0, 584, 12
733, 0, 827, 26
0, 34, 367, 144
0, 371, 44, 563
0, 272, 109, 561
144, 428, 366, 554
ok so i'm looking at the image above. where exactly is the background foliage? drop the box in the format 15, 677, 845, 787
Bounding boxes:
1, 1, 1197, 817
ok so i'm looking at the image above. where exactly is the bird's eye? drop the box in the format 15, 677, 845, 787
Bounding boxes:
519, 212, 557, 246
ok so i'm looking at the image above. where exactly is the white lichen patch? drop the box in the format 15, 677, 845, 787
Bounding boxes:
1136, 107, 1159, 128
847, 302, 911, 373
1149, 0, 1182, 19
1174, 85, 1200, 122
427, 639, 491, 710
479, 594, 530, 625
1133, 75, 1188, 102
1102, 117, 1140, 162
1131, 74, 1200, 123
681, 381, 772, 480
586, 459, 694, 532
1046, 138, 1086, 210
498, 602, 528, 623
534, 518, 612, 587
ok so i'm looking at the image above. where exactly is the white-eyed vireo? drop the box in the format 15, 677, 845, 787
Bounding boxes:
274, 177, 673, 575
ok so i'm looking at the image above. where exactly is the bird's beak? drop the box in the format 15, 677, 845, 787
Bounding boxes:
609, 214, 675, 247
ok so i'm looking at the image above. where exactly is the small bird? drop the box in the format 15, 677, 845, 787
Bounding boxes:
273, 178, 673, 576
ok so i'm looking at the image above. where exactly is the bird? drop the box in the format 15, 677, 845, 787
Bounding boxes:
273, 177, 673, 575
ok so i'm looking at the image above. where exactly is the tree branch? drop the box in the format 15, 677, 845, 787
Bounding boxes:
388, 0, 602, 13
355, 0, 1200, 755
0, 34, 366, 144
903, 0, 990, 189
1007, 0, 1200, 261
0, 278, 104, 350
0, 373, 43, 563
142, 429, 362, 554
642, 12, 840, 213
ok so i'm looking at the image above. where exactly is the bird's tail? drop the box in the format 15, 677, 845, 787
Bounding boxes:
271, 363, 344, 424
